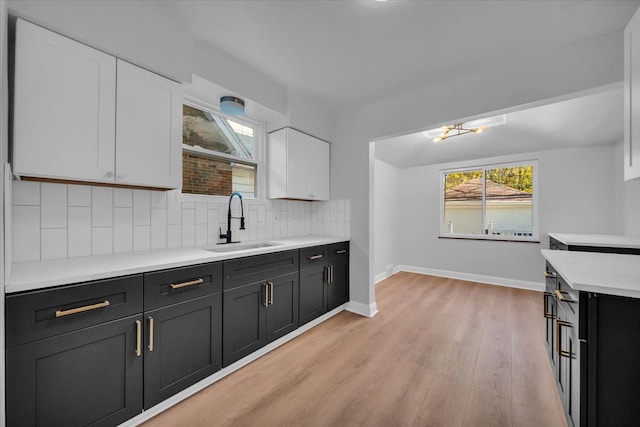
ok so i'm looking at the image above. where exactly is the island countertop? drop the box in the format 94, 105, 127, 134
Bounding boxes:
541, 249, 640, 299
548, 233, 640, 249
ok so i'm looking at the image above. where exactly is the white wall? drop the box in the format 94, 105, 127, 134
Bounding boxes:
396, 145, 616, 287
614, 141, 640, 237
333, 30, 624, 311
373, 159, 399, 282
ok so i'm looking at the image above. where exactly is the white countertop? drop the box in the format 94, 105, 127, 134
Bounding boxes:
7, 235, 348, 294
548, 233, 640, 249
541, 249, 640, 299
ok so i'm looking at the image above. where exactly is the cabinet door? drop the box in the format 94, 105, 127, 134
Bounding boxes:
223, 282, 267, 367
115, 59, 182, 189
299, 265, 328, 326
306, 136, 330, 200
328, 260, 349, 310
6, 315, 143, 427
266, 272, 299, 342
543, 292, 556, 368
625, 7, 640, 181
286, 128, 309, 199
13, 19, 117, 183
144, 294, 222, 409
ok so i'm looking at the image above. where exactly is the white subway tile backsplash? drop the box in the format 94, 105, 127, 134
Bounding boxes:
113, 207, 133, 253
196, 202, 207, 224
133, 190, 151, 226
151, 191, 167, 209
92, 187, 113, 227
41, 228, 67, 260
41, 183, 67, 228
68, 207, 91, 257
68, 185, 92, 207
151, 209, 167, 250
181, 208, 196, 247
167, 191, 181, 224
12, 180, 40, 205
167, 224, 181, 248
13, 205, 41, 262
11, 180, 351, 261
92, 227, 113, 255
113, 188, 133, 208
133, 226, 151, 252
196, 224, 207, 246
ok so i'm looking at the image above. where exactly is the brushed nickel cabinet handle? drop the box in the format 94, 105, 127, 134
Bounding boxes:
55, 300, 110, 318
557, 319, 572, 358
543, 270, 556, 278
170, 278, 204, 290
336, 249, 347, 254
268, 282, 274, 306
135, 320, 142, 357
148, 317, 154, 352
324, 265, 329, 284
330, 265, 334, 283
307, 254, 324, 260
263, 283, 269, 307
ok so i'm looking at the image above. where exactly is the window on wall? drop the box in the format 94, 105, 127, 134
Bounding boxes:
182, 103, 259, 198
441, 162, 537, 241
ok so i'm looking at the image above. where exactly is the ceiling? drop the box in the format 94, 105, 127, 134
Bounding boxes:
374, 86, 624, 168
153, 1, 638, 110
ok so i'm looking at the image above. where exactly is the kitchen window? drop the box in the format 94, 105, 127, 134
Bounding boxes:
182, 101, 261, 199
440, 161, 537, 241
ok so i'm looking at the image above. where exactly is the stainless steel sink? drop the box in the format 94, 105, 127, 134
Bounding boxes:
206, 242, 282, 253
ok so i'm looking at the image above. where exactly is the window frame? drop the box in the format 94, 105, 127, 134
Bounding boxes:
439, 160, 539, 242
180, 96, 265, 202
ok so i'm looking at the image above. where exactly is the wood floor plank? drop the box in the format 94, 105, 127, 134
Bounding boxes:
143, 273, 566, 427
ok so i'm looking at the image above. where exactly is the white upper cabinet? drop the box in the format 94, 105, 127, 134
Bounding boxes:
13, 18, 117, 183
268, 127, 330, 201
115, 60, 182, 188
625, 6, 640, 181
12, 19, 182, 189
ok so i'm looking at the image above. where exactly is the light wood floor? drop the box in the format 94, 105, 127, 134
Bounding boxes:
143, 273, 566, 427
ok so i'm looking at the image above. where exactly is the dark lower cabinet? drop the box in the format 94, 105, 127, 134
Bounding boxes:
222, 272, 299, 367
299, 265, 328, 325
266, 272, 299, 342
6, 314, 143, 427
299, 242, 350, 325
328, 255, 349, 310
143, 293, 222, 409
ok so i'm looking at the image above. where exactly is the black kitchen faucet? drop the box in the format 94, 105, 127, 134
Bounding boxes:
219, 192, 245, 244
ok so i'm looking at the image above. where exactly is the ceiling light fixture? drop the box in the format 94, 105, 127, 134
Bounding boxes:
220, 96, 245, 116
424, 115, 506, 143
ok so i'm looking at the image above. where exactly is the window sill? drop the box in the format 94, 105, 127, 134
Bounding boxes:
438, 235, 540, 243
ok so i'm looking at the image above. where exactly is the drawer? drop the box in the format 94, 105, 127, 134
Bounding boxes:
300, 245, 328, 270
544, 262, 557, 290
6, 275, 143, 348
223, 250, 298, 291
329, 241, 349, 263
557, 275, 578, 319
144, 262, 222, 310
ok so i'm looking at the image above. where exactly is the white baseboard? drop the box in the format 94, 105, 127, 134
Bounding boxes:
374, 264, 397, 285
120, 304, 348, 427
394, 265, 544, 292
345, 300, 378, 317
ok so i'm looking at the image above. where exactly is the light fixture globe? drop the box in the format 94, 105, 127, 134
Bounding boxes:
220, 96, 245, 116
